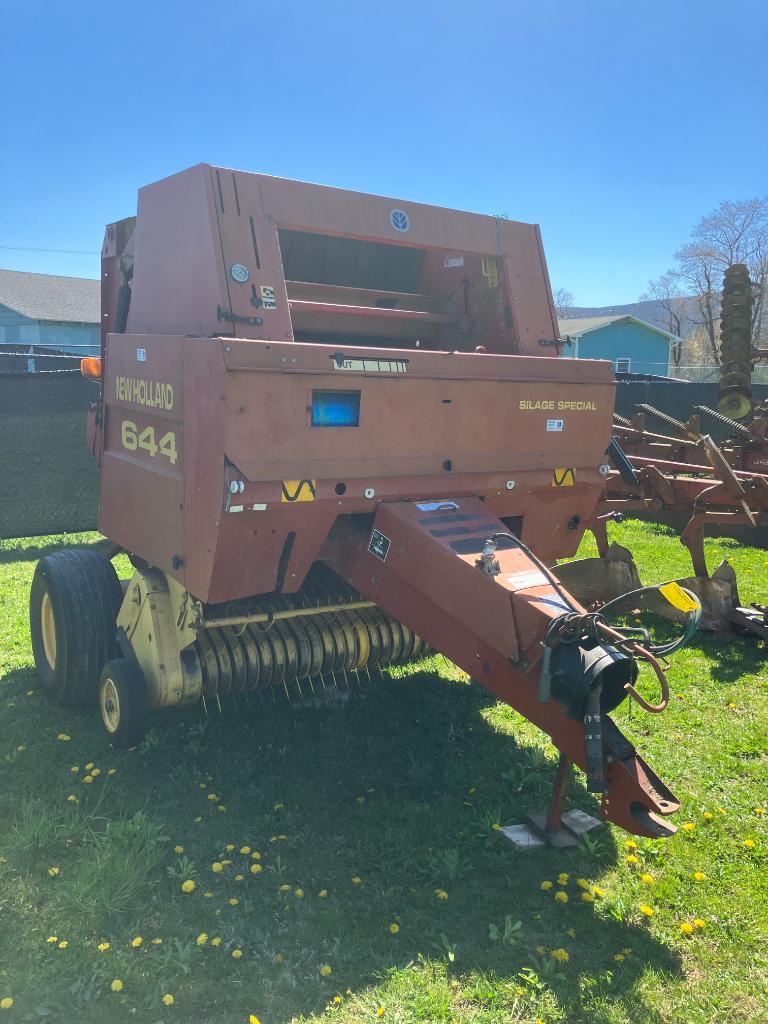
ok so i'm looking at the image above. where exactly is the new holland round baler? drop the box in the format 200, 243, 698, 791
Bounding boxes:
30, 164, 691, 840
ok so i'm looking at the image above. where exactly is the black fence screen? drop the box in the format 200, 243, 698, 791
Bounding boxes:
0, 372, 100, 539
1, 373, 767, 541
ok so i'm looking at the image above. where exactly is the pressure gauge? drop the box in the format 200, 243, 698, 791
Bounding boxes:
230, 263, 249, 283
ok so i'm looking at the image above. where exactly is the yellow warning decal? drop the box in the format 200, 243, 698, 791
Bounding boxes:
281, 479, 316, 502
659, 582, 701, 613
552, 468, 576, 487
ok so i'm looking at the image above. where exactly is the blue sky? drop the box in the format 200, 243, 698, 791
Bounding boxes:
1, 0, 765, 306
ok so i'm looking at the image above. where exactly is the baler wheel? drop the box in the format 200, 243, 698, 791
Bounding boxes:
98, 658, 148, 748
30, 549, 123, 707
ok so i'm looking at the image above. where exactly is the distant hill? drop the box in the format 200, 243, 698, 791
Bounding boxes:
563, 298, 700, 337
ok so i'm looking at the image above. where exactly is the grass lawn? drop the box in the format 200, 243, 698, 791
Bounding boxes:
0, 521, 766, 1023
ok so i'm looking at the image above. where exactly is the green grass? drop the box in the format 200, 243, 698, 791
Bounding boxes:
0, 522, 766, 1023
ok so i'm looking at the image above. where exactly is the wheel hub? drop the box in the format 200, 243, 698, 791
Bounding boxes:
100, 678, 121, 733
40, 591, 57, 670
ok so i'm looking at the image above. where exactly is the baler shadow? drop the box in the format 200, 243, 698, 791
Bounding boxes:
145, 662, 683, 1022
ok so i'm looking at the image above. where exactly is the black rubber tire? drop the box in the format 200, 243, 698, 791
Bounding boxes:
30, 548, 123, 707
99, 658, 148, 748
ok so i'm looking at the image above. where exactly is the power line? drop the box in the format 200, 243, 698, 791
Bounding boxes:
0, 244, 99, 255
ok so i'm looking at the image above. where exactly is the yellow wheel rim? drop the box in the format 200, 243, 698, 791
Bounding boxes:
40, 591, 57, 670
101, 678, 121, 734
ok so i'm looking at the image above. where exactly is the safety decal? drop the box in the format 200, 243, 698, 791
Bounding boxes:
659, 582, 701, 614
260, 285, 277, 310
444, 254, 464, 268
546, 418, 565, 432
552, 468, 576, 487
368, 529, 391, 562
331, 354, 409, 373
505, 570, 548, 591
281, 479, 316, 502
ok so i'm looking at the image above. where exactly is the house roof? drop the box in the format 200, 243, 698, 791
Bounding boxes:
0, 268, 99, 324
557, 314, 677, 343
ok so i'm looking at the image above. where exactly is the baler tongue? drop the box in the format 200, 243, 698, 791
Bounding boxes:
326, 497, 679, 839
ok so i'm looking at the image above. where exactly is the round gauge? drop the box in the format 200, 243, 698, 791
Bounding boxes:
230, 263, 250, 283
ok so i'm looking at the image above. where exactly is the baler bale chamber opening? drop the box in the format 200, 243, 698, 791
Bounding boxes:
29, 162, 699, 842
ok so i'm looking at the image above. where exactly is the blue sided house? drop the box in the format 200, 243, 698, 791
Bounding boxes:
558, 315, 676, 376
0, 269, 100, 366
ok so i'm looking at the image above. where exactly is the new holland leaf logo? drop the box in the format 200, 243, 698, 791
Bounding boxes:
281, 479, 316, 502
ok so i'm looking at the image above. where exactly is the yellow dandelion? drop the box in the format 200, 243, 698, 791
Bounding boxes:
207, 793, 218, 801
376, 1008, 385, 1018
69, 766, 79, 773
592, 885, 604, 897
110, 979, 123, 992
221, 859, 232, 866
131, 936, 143, 948
97, 942, 110, 952
228, 898, 239, 906
580, 892, 594, 903
639, 904, 654, 917
702, 811, 713, 821
640, 873, 654, 885
152, 938, 163, 945
163, 994, 174, 1006
274, 802, 285, 810
435, 889, 449, 900
625, 839, 637, 850
235, 874, 244, 882
251, 851, 261, 860
85, 762, 94, 770
388, 923, 400, 934
174, 845, 184, 854
47, 866, 60, 877
294, 888, 305, 899
203, 891, 213, 898
196, 933, 208, 945
535, 945, 546, 955
240, 846, 251, 855
181, 879, 196, 893
279, 883, 291, 893
319, 889, 328, 898
576, 878, 590, 890
250, 863, 262, 875
682, 822, 695, 832
693, 871, 706, 881
82, 775, 94, 785
743, 838, 756, 849
566, 928, 576, 938
626, 854, 639, 865
107, 768, 116, 775
550, 947, 569, 962
194, 816, 202, 824
46, 936, 58, 944
211, 936, 221, 947
557, 873, 569, 885
1, 998, 14, 1010
211, 862, 223, 873
231, 949, 243, 959
332, 996, 342, 1005
727, 702, 737, 710
274, 953, 285, 964
351, 876, 362, 885
58, 940, 68, 949
217, 805, 226, 812
491, 823, 500, 831
614, 952, 625, 962
91, 768, 101, 777
693, 918, 706, 929
554, 891, 568, 903
540, 880, 553, 891
57, 733, 71, 741
320, 964, 332, 977
679, 922, 694, 936
755, 807, 765, 817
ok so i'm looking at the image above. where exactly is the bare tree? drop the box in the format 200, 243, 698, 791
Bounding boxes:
640, 270, 690, 337
675, 197, 768, 362
552, 287, 574, 318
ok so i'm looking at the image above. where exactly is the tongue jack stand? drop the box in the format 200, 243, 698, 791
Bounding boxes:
499, 753, 603, 851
